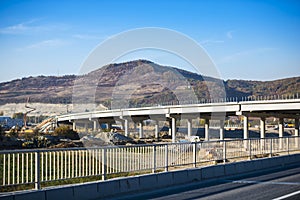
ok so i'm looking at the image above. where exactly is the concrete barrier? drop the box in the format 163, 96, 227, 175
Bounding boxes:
172, 170, 189, 185
139, 173, 158, 190
73, 183, 99, 200
0, 196, 13, 200
119, 176, 139, 193
47, 187, 73, 200
201, 165, 225, 180
97, 179, 120, 198
224, 162, 236, 176
2, 154, 300, 200
14, 191, 45, 200
187, 168, 202, 182
156, 171, 173, 187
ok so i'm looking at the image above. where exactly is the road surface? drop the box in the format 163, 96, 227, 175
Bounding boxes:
110, 164, 300, 200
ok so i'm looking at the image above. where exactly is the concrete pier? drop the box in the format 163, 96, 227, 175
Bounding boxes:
260, 117, 266, 139
124, 119, 129, 137
279, 118, 284, 138
187, 118, 192, 138
72, 121, 76, 131
205, 119, 209, 141
295, 118, 299, 136
243, 116, 249, 139
139, 122, 144, 139
219, 119, 224, 140
171, 117, 176, 143
154, 120, 159, 139
93, 120, 98, 131
168, 120, 172, 136
295, 119, 299, 148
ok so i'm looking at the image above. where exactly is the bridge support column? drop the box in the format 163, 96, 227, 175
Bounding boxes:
154, 120, 159, 139
187, 118, 192, 138
243, 116, 249, 139
119, 117, 129, 137
168, 120, 172, 136
93, 120, 98, 131
260, 117, 266, 139
205, 119, 209, 141
243, 116, 249, 150
295, 119, 299, 136
279, 118, 284, 138
72, 121, 77, 131
124, 119, 129, 137
220, 119, 224, 140
295, 119, 299, 148
279, 118, 284, 149
171, 117, 176, 143
139, 122, 144, 139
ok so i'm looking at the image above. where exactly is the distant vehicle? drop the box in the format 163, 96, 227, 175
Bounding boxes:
284, 123, 294, 128
60, 138, 72, 142
187, 136, 200, 142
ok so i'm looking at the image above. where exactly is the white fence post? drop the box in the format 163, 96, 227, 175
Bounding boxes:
102, 148, 107, 180
249, 139, 252, 160
193, 143, 197, 168
152, 145, 156, 173
270, 138, 273, 157
223, 141, 227, 163
35, 151, 41, 190
287, 137, 290, 155
165, 144, 168, 172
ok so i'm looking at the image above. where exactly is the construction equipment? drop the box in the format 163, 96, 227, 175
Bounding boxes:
35, 117, 56, 133
23, 97, 36, 129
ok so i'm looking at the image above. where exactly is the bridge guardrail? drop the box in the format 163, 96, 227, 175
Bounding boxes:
1, 136, 300, 192
103, 93, 300, 110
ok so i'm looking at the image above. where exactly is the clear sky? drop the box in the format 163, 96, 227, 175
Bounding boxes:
0, 0, 300, 82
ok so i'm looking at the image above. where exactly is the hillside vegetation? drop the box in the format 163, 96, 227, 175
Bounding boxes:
0, 60, 299, 108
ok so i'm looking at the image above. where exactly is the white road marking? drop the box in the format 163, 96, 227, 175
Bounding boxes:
272, 190, 300, 200
227, 179, 300, 186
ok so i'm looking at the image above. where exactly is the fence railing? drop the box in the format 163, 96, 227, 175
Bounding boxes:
105, 93, 300, 110
1, 136, 300, 192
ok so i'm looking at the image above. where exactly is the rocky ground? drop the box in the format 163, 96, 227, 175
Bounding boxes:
0, 103, 107, 117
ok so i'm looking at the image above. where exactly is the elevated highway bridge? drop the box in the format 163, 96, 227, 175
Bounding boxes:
56, 99, 300, 142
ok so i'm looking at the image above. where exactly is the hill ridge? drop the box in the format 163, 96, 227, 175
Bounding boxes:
0, 60, 299, 106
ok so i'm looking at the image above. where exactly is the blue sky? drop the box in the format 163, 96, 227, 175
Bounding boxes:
0, 0, 300, 82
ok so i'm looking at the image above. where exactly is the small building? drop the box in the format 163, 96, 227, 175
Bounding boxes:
0, 116, 24, 129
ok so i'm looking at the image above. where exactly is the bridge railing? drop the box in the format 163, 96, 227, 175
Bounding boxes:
1, 136, 300, 192
102, 93, 300, 110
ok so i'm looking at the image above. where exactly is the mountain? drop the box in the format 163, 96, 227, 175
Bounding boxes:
0, 75, 75, 104
0, 60, 299, 109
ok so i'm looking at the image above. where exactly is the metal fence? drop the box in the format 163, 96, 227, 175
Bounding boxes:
1, 136, 300, 192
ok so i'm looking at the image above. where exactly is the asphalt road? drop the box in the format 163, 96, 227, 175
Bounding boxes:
111, 164, 300, 200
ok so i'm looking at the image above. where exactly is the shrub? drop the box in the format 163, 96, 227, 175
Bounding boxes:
53, 125, 79, 140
